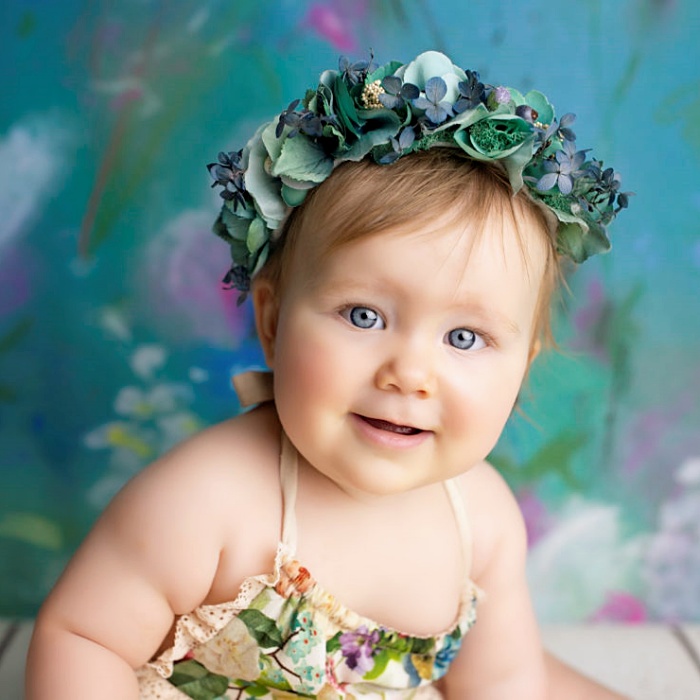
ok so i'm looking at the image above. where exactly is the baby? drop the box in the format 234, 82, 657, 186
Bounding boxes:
27, 51, 630, 699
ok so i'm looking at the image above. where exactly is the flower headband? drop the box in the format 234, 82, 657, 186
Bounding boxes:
208, 51, 631, 299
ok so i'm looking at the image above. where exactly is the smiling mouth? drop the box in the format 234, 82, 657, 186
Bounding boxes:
360, 416, 424, 435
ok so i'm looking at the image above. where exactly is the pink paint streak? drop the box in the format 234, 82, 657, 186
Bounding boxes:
303, 3, 359, 52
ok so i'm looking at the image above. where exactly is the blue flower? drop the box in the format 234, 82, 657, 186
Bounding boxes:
454, 70, 486, 113
378, 126, 416, 164
557, 112, 577, 142
413, 77, 455, 125
276, 99, 335, 139
207, 150, 246, 209
339, 53, 374, 86
378, 76, 420, 110
536, 139, 588, 195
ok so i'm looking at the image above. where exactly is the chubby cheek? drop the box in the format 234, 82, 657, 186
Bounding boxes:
445, 359, 525, 447
272, 317, 342, 423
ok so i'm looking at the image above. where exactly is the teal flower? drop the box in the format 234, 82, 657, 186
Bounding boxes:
395, 50, 466, 104
454, 115, 535, 191
285, 610, 321, 662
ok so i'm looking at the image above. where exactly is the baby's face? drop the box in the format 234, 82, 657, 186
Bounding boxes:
261, 210, 547, 499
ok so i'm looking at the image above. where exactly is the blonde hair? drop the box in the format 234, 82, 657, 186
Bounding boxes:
257, 148, 562, 347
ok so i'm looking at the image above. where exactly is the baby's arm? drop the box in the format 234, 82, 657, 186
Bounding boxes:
440, 462, 547, 699
440, 463, 630, 700
545, 651, 630, 700
25, 421, 247, 699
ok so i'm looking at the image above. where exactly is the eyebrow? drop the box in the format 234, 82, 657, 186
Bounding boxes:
458, 303, 522, 336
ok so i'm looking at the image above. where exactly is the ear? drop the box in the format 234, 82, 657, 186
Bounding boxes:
252, 278, 280, 368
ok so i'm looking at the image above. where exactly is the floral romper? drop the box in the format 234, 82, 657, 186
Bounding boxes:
136, 372, 483, 699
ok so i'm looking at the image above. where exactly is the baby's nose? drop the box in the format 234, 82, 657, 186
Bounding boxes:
374, 342, 436, 397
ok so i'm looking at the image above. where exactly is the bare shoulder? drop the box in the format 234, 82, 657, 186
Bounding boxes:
453, 460, 528, 581
84, 403, 283, 610
122, 402, 281, 509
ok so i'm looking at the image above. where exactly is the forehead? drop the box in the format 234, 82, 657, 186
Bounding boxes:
286, 211, 546, 336
298, 195, 549, 286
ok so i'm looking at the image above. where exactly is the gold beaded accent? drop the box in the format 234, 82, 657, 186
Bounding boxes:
361, 80, 385, 109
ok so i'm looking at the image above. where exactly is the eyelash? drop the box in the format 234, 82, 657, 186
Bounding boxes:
339, 305, 491, 351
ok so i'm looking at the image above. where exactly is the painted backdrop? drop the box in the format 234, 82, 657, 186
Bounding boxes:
1, 0, 699, 622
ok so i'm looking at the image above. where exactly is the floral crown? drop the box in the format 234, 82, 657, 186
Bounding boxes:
208, 51, 631, 300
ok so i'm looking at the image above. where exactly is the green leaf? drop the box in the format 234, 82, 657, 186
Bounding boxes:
272, 135, 334, 184
409, 637, 435, 655
362, 648, 394, 680
240, 682, 274, 697
435, 103, 489, 133
333, 75, 363, 136
246, 217, 267, 255
343, 110, 402, 161
557, 221, 611, 263
250, 242, 270, 277
367, 60, 403, 84
246, 127, 287, 229
238, 608, 284, 648
215, 208, 251, 245
168, 660, 233, 699
326, 633, 342, 654
281, 184, 309, 207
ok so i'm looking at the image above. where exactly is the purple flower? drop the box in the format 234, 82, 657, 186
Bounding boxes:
339, 626, 380, 673
487, 85, 511, 110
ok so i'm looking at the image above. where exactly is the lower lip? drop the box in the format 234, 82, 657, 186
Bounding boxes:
350, 414, 432, 450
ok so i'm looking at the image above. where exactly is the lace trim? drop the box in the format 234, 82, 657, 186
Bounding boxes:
143, 542, 294, 680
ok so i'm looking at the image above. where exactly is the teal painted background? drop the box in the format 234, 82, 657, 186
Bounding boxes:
1, 0, 699, 622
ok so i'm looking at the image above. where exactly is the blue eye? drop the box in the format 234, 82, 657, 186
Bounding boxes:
447, 328, 484, 350
344, 306, 384, 329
